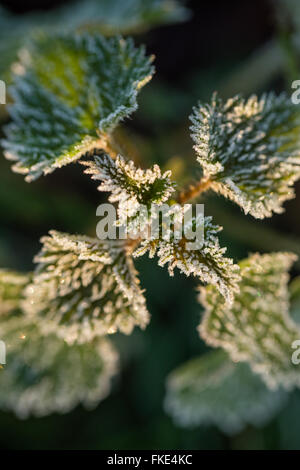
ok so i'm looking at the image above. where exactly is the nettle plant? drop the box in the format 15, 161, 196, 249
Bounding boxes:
1, 0, 300, 433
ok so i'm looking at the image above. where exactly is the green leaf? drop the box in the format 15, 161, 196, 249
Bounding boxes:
289, 276, 300, 324
23, 231, 150, 344
83, 153, 239, 302
3, 33, 154, 181
199, 252, 300, 389
165, 350, 287, 435
134, 212, 241, 304
0, 269, 29, 315
0, 1, 188, 84
82, 152, 175, 232
190, 93, 300, 218
0, 316, 118, 418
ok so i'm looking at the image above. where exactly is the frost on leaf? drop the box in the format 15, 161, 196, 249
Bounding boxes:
0, 316, 118, 418
133, 211, 240, 304
199, 252, 300, 390
3, 33, 154, 181
23, 231, 149, 344
0, 0, 188, 84
165, 349, 287, 435
190, 93, 300, 218
0, 269, 29, 315
82, 152, 175, 234
289, 276, 300, 324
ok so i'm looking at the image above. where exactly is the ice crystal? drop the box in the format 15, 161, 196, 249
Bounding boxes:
165, 349, 287, 435
3, 33, 154, 181
190, 93, 300, 218
134, 212, 240, 304
0, 316, 118, 418
0, 269, 29, 315
199, 252, 300, 389
22, 231, 149, 344
83, 152, 175, 233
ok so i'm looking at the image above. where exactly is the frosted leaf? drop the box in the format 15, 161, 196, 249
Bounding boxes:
0, 269, 29, 315
3, 33, 154, 181
22, 231, 149, 344
82, 152, 175, 233
199, 252, 300, 390
0, 1, 188, 84
0, 316, 118, 418
133, 212, 240, 304
165, 349, 287, 435
190, 93, 300, 218
289, 276, 300, 324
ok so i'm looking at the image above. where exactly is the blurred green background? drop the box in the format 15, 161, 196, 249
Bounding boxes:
1, 0, 300, 450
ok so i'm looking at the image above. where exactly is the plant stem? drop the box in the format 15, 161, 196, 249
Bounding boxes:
93, 134, 121, 159
177, 178, 212, 204
125, 237, 142, 255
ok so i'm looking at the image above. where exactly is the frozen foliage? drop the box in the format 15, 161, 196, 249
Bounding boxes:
165, 350, 287, 435
0, 269, 29, 315
83, 154, 240, 302
0, 316, 118, 418
199, 252, 300, 389
82, 152, 175, 232
134, 212, 240, 304
3, 33, 154, 181
0, 1, 188, 83
2, 8, 300, 424
289, 276, 300, 324
190, 93, 300, 218
23, 231, 149, 344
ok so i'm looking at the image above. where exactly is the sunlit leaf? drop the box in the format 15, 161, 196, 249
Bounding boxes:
3, 33, 154, 181
0, 269, 29, 315
165, 350, 287, 435
0, 316, 118, 418
0, 1, 188, 84
82, 152, 175, 233
134, 212, 240, 304
199, 252, 300, 389
190, 93, 300, 218
23, 231, 149, 343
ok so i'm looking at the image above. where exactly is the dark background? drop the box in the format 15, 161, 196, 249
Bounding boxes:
0, 0, 300, 450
